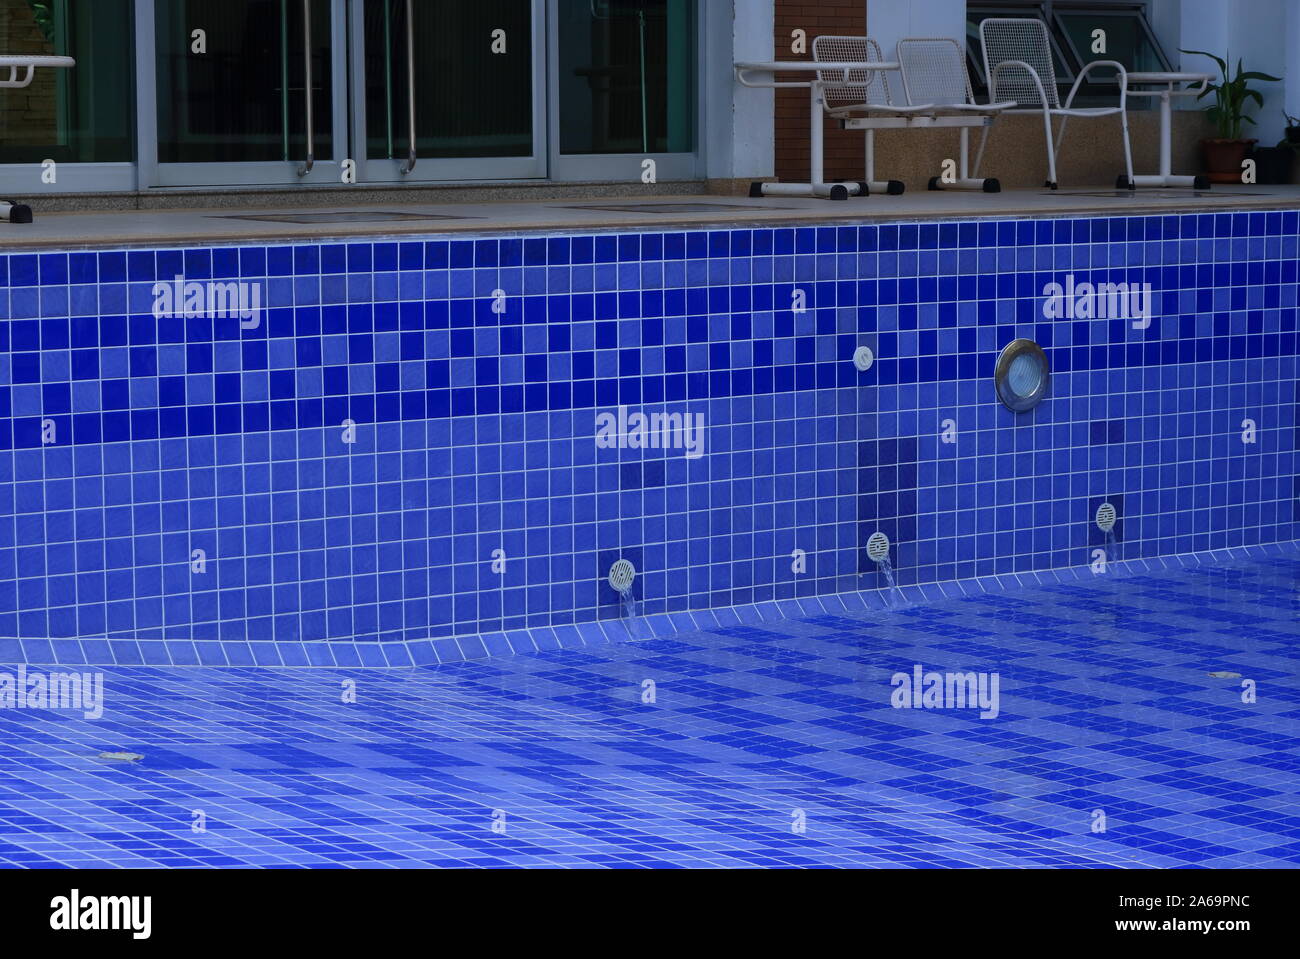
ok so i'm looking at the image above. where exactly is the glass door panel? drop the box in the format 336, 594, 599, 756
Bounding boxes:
0, 0, 134, 163
556, 0, 694, 155
151, 0, 337, 184
354, 0, 544, 181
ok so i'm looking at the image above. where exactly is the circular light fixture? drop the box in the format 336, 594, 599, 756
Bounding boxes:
994, 339, 1050, 412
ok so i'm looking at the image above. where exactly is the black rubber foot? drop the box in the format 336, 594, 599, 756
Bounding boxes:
928, 176, 943, 191
1045, 180, 1058, 190
1115, 174, 1131, 189
885, 180, 905, 195
5, 203, 33, 224
828, 184, 849, 201
1193, 175, 1211, 190
749, 182, 765, 198
983, 178, 1002, 193
855, 182, 870, 197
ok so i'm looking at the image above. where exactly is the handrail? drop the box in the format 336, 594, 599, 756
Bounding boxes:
297, 0, 314, 176
399, 0, 417, 174
734, 60, 900, 90
0, 55, 75, 90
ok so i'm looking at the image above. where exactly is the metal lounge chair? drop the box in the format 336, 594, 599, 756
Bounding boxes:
894, 37, 1015, 193
811, 35, 933, 196
977, 17, 1133, 190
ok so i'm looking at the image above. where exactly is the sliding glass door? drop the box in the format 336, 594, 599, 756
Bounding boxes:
349, 0, 545, 182
0, 0, 703, 192
142, 0, 346, 185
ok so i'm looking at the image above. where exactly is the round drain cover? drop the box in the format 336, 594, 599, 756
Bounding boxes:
608, 559, 636, 593
866, 531, 891, 562
1096, 502, 1117, 532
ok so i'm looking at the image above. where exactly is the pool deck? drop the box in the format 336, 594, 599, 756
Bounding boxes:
3, 184, 1300, 250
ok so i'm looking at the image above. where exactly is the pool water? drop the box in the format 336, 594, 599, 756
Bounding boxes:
1, 552, 1295, 869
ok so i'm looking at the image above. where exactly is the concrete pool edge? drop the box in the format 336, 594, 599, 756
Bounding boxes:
3, 186, 1300, 250
5, 538, 1297, 669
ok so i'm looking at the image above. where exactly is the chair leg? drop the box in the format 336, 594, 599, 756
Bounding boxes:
1053, 115, 1069, 158
863, 128, 904, 196
1118, 110, 1135, 189
933, 127, 1000, 192
972, 124, 992, 179
1041, 110, 1059, 189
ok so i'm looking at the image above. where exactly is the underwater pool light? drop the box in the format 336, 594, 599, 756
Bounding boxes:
994, 339, 1050, 412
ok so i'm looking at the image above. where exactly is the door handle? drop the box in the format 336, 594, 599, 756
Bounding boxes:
399, 0, 416, 174
297, 0, 314, 176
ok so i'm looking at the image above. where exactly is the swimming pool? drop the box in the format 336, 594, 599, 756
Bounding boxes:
1, 208, 1297, 667
0, 203, 1296, 870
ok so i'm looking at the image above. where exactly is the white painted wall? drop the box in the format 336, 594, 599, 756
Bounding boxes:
867, 0, 966, 57
1176, 0, 1290, 143
1289, 0, 1300, 131
705, 0, 774, 179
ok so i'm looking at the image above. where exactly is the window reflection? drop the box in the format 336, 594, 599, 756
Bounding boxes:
0, 0, 133, 163
558, 0, 695, 155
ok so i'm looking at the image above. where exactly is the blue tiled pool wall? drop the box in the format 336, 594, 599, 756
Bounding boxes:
0, 209, 1297, 661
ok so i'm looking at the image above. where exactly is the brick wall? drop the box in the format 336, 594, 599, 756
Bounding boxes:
773, 1, 865, 183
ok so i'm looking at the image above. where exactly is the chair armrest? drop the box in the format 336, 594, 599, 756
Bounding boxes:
988, 59, 1052, 109
1064, 60, 1128, 111
735, 65, 809, 89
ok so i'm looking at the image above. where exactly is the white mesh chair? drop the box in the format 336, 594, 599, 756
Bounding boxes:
978, 18, 1133, 190
895, 38, 1015, 192
0, 54, 76, 223
810, 35, 934, 196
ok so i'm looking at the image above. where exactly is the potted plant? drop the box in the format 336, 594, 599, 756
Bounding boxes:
1284, 111, 1300, 146
1180, 49, 1281, 182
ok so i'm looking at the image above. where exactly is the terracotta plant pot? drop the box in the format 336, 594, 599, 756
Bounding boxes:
1201, 138, 1257, 183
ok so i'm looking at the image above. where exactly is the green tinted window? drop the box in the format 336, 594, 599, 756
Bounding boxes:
0, 0, 134, 163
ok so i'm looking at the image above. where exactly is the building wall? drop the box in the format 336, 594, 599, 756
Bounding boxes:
772, 0, 866, 183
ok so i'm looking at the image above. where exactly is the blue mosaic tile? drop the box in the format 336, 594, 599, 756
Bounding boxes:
0, 211, 1299, 664
0, 553, 1295, 868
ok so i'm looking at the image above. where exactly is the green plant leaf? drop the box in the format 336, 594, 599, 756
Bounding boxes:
1180, 48, 1228, 74
1181, 49, 1274, 140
